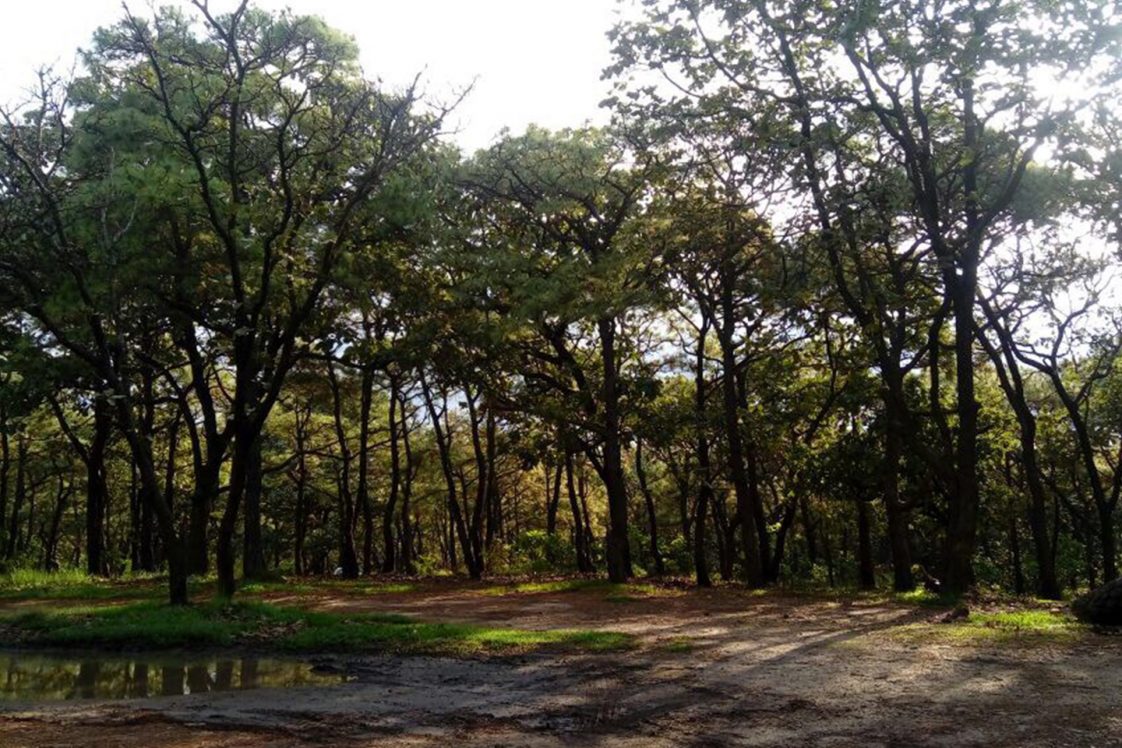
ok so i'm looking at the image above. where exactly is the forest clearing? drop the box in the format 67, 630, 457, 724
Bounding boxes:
2, 577, 1120, 746
3, 0, 1122, 744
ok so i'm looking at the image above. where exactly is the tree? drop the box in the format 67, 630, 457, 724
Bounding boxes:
462, 127, 657, 582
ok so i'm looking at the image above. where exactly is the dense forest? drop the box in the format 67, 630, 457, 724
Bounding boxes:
1, 0, 1120, 607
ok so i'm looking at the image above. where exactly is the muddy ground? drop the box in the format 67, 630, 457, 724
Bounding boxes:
2, 582, 1120, 747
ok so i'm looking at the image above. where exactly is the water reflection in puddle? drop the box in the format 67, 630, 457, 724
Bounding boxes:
0, 652, 348, 701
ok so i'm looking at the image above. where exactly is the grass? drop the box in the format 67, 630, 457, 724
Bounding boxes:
891, 609, 1086, 646
0, 569, 169, 601
0, 569, 418, 604
239, 579, 418, 597
888, 588, 955, 607
477, 579, 615, 596
478, 579, 686, 601
657, 636, 695, 653
0, 599, 634, 656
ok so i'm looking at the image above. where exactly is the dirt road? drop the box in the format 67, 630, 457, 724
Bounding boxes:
2, 584, 1119, 746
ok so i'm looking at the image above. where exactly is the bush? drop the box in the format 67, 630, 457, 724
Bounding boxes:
505, 530, 577, 574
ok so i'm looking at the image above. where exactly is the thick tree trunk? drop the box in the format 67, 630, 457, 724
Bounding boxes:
242, 436, 268, 580
187, 466, 218, 575
942, 71, 982, 596
217, 424, 254, 598
716, 300, 765, 588
598, 317, 632, 583
86, 402, 112, 576
882, 408, 915, 592
114, 394, 189, 604
943, 273, 980, 595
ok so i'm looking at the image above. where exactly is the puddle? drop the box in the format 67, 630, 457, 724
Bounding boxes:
0, 651, 348, 701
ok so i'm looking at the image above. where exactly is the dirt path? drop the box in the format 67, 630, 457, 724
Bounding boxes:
2, 584, 1120, 746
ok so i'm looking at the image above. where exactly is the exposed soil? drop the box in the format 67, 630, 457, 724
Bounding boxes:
3, 582, 1120, 746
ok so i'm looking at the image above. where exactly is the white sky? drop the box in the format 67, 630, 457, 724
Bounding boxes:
0, 0, 621, 153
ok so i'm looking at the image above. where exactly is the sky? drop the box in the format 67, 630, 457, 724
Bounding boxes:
0, 0, 622, 153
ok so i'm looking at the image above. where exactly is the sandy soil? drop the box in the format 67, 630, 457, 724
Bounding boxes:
2, 583, 1120, 747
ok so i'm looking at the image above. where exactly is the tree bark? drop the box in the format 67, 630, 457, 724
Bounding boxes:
634, 439, 665, 576
715, 292, 765, 588
597, 316, 632, 582
242, 435, 269, 580
857, 499, 875, 590
382, 377, 402, 573
357, 365, 375, 575
693, 321, 713, 587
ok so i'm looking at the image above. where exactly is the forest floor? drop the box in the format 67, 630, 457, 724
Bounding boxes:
1, 577, 1121, 746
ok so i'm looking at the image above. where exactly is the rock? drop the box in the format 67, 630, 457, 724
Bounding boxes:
1072, 578, 1122, 626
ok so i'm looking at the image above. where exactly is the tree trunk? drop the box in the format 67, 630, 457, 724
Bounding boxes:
357, 366, 375, 575
86, 402, 112, 575
0, 409, 8, 558
546, 460, 562, 535
977, 297, 1060, 599
382, 378, 402, 573
1100, 503, 1118, 583
715, 298, 765, 588
598, 316, 632, 583
42, 475, 72, 571
399, 392, 417, 574
5, 434, 27, 560
421, 375, 478, 577
1009, 516, 1026, 595
882, 407, 915, 592
565, 452, 594, 573
327, 361, 359, 579
634, 440, 664, 576
242, 436, 268, 580
465, 389, 489, 577
942, 71, 982, 596
857, 499, 875, 590
217, 424, 253, 598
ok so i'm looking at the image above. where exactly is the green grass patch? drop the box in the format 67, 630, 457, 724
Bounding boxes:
0, 600, 633, 656
0, 569, 170, 602
280, 616, 631, 655
477, 579, 615, 596
240, 579, 418, 597
966, 610, 1077, 632
657, 636, 695, 653
479, 579, 685, 601
891, 609, 1086, 646
888, 588, 954, 607
2, 601, 248, 647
